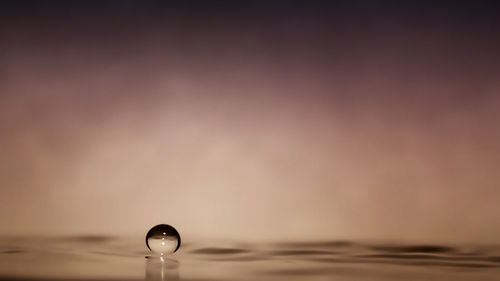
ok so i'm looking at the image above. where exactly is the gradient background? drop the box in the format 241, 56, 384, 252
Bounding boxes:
1, 1, 499, 244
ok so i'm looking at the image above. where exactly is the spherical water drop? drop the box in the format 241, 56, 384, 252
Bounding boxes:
146, 224, 181, 255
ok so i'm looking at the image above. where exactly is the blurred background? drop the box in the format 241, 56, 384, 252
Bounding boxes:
0, 1, 499, 244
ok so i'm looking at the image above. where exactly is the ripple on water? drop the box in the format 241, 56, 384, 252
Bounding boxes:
1, 238, 500, 281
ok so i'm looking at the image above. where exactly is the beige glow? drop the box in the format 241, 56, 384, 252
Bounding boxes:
1, 20, 499, 244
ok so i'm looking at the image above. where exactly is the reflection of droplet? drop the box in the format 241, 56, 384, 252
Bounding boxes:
145, 257, 179, 281
146, 224, 181, 255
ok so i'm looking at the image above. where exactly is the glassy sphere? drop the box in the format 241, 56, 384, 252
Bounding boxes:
146, 224, 181, 255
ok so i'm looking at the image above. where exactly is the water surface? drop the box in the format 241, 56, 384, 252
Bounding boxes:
0, 236, 499, 280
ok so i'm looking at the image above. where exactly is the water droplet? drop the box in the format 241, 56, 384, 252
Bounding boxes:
146, 224, 181, 255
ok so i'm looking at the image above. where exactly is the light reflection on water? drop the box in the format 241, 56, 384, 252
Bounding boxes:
145, 257, 179, 281
0, 236, 499, 280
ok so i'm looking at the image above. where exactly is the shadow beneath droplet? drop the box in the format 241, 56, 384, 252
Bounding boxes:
369, 245, 454, 254
260, 266, 372, 277
208, 255, 269, 262
359, 254, 450, 260
89, 250, 138, 258
269, 250, 336, 256
60, 235, 116, 243
484, 256, 500, 263
258, 241, 500, 270
190, 248, 249, 255
0, 250, 25, 254
278, 240, 356, 249
311, 255, 500, 269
